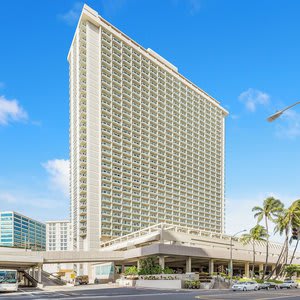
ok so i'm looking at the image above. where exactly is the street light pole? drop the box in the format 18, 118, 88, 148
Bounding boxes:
24, 234, 27, 251
229, 229, 246, 283
267, 101, 300, 122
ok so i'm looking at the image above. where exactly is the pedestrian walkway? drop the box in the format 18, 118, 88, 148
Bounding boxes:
212, 277, 229, 289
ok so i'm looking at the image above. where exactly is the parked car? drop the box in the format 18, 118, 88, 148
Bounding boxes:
258, 282, 279, 290
75, 275, 89, 285
279, 280, 298, 289
232, 281, 259, 291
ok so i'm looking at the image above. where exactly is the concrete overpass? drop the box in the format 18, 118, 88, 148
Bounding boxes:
0, 247, 43, 270
1, 223, 299, 279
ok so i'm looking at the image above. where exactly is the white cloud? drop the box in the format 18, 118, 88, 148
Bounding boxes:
0, 192, 17, 204
275, 109, 300, 139
0, 189, 68, 222
0, 95, 28, 125
42, 159, 70, 197
239, 88, 270, 112
226, 192, 300, 243
58, 2, 83, 26
226, 197, 260, 235
0, 159, 70, 222
230, 114, 240, 120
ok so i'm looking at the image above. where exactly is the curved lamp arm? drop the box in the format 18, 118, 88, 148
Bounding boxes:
267, 101, 300, 122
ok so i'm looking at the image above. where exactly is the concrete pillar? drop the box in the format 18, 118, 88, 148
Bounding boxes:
259, 263, 264, 276
228, 260, 233, 277
159, 256, 165, 269
244, 262, 250, 278
186, 257, 191, 273
209, 259, 214, 275
271, 264, 276, 276
38, 265, 42, 283
121, 264, 125, 274
88, 263, 93, 283
137, 260, 141, 270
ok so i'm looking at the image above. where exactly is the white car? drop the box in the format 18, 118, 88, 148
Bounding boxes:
232, 281, 259, 291
279, 280, 298, 289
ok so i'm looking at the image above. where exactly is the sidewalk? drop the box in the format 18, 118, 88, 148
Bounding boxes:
43, 283, 119, 292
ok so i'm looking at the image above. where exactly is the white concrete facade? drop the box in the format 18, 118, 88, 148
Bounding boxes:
46, 220, 71, 251
44, 220, 73, 274
68, 4, 228, 253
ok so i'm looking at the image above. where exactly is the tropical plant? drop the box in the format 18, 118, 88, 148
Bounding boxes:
124, 266, 138, 276
290, 235, 300, 265
288, 201, 300, 264
184, 280, 200, 289
252, 197, 284, 278
240, 224, 268, 278
284, 264, 300, 278
162, 267, 174, 274
268, 200, 300, 279
137, 256, 173, 275
138, 256, 157, 274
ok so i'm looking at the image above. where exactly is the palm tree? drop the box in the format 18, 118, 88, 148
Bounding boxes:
252, 197, 283, 279
271, 209, 290, 278
240, 225, 268, 278
290, 237, 300, 264
268, 200, 300, 279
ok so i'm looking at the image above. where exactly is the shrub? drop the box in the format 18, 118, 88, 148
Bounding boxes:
138, 265, 163, 275
162, 267, 174, 274
124, 266, 138, 276
285, 264, 300, 277
256, 279, 264, 284
267, 279, 283, 284
138, 256, 164, 275
238, 277, 252, 282
184, 280, 200, 289
142, 275, 178, 280
137, 257, 174, 275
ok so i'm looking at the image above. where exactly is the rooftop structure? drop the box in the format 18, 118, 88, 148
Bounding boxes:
0, 211, 46, 251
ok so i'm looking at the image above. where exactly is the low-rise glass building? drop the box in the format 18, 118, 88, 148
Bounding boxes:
0, 211, 46, 250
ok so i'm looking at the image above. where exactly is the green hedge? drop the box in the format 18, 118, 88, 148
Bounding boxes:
184, 280, 200, 289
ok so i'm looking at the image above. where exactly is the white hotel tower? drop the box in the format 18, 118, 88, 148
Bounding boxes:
69, 5, 228, 252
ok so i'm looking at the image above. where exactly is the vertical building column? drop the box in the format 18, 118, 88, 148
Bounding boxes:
209, 259, 214, 275
244, 262, 250, 278
121, 264, 125, 274
137, 260, 141, 270
186, 257, 192, 273
38, 265, 42, 283
271, 264, 276, 276
259, 263, 264, 276
228, 260, 232, 276
159, 256, 165, 269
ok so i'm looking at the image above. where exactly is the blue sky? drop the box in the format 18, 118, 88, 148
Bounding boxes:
1, 0, 300, 238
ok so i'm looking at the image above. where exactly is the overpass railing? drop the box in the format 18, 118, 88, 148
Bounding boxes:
99, 223, 283, 252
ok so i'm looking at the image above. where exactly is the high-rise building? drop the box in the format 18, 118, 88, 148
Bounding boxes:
44, 220, 73, 275
69, 5, 228, 252
0, 211, 46, 251
46, 220, 71, 251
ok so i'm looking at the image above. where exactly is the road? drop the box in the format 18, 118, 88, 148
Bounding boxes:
1, 287, 300, 299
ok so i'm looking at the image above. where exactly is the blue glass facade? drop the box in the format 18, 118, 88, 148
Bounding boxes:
0, 211, 46, 251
